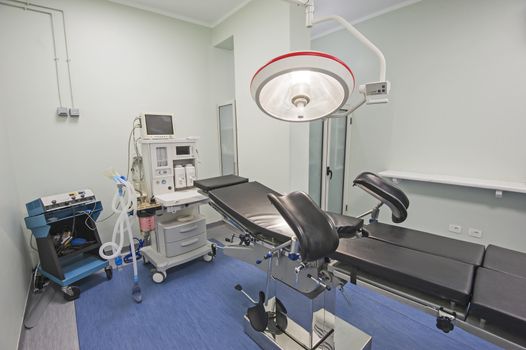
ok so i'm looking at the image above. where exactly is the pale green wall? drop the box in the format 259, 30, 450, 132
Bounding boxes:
0, 113, 31, 349
313, 0, 526, 251
0, 1, 222, 344
0, 0, 221, 243
212, 0, 309, 193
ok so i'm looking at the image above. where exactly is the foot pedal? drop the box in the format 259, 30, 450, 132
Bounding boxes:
247, 291, 268, 332
235, 285, 269, 332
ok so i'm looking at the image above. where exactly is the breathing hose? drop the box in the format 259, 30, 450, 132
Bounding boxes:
99, 175, 142, 303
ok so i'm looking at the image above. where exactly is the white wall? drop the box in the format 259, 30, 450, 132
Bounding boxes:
0, 113, 31, 349
0, 0, 221, 241
212, 0, 309, 194
313, 0, 526, 251
205, 44, 235, 222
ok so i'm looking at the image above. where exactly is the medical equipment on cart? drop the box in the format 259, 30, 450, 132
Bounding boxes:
24, 190, 112, 301
139, 137, 199, 199
98, 173, 142, 303
136, 135, 215, 283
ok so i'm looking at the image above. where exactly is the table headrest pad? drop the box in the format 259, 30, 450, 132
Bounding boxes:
268, 191, 339, 262
353, 172, 409, 223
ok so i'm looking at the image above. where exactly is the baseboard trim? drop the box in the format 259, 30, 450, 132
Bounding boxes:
206, 220, 224, 229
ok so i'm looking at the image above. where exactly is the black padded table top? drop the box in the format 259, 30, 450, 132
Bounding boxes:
332, 237, 476, 305
470, 267, 526, 335
364, 223, 485, 266
208, 181, 363, 243
194, 175, 249, 192
209, 182, 294, 242
482, 245, 526, 279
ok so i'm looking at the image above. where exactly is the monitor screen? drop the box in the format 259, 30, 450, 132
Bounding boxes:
144, 114, 174, 136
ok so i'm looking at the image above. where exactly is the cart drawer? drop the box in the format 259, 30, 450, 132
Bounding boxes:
166, 232, 207, 258
161, 216, 206, 244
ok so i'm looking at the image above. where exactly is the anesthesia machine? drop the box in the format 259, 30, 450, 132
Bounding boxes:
132, 113, 215, 284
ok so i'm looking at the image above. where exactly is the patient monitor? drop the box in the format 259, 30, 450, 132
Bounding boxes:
140, 113, 175, 140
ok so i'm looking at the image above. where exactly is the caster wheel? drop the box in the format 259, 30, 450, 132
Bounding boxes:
63, 286, 81, 301
436, 316, 454, 333
211, 244, 217, 257
105, 267, 113, 280
34, 274, 45, 291
152, 271, 166, 284
203, 254, 214, 263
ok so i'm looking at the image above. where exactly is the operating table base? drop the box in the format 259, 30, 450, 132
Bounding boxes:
244, 311, 371, 350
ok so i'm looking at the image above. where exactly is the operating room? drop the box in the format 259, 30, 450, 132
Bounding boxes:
1, 0, 526, 349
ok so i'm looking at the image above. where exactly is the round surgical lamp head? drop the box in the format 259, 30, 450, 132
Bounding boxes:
250, 51, 355, 122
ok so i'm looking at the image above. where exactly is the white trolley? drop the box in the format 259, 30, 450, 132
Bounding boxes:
141, 189, 215, 283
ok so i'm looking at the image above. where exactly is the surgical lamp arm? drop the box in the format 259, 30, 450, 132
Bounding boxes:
285, 0, 387, 82
332, 94, 367, 118
312, 15, 386, 82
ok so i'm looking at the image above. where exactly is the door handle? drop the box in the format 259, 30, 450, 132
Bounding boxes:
326, 166, 333, 180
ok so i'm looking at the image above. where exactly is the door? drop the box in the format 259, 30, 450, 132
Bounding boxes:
325, 117, 348, 213
308, 117, 350, 212
218, 101, 239, 175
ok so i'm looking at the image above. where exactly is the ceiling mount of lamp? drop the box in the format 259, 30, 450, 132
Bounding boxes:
250, 0, 391, 122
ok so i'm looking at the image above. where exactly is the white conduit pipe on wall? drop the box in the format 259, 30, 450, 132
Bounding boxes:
0, 0, 76, 108
0, 1, 64, 107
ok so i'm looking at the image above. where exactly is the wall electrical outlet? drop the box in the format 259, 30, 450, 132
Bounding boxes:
56, 107, 68, 117
69, 108, 80, 117
468, 228, 483, 238
448, 224, 462, 234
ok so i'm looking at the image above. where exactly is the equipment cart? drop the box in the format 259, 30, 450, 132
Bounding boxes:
24, 190, 112, 301
141, 188, 216, 283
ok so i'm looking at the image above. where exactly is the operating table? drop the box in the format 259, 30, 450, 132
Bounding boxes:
194, 173, 526, 350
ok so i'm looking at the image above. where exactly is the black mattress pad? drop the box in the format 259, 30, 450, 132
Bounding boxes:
332, 237, 476, 305
482, 244, 526, 279
470, 267, 526, 336
194, 175, 249, 192
364, 223, 485, 266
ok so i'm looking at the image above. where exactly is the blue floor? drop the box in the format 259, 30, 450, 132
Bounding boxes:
75, 249, 501, 350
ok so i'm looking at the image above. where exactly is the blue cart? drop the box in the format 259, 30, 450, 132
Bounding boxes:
24, 190, 112, 301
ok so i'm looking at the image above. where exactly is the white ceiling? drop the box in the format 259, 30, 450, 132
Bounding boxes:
109, 0, 252, 27
109, 0, 420, 37
310, 0, 420, 38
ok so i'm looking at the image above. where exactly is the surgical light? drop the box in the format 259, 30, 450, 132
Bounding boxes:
250, 0, 390, 122
250, 51, 355, 122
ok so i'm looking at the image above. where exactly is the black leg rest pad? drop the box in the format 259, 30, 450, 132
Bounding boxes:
326, 213, 363, 238
364, 222, 485, 266
331, 238, 475, 305
482, 245, 526, 279
194, 175, 249, 192
470, 267, 526, 336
